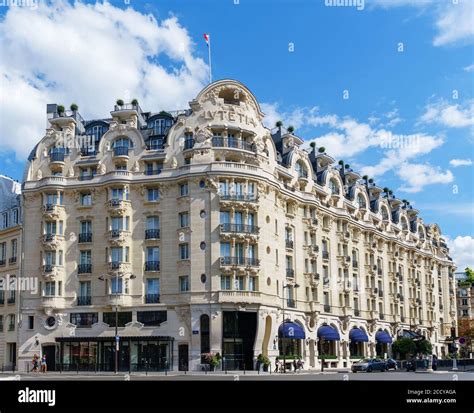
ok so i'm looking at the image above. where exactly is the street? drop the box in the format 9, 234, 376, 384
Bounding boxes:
1, 370, 473, 381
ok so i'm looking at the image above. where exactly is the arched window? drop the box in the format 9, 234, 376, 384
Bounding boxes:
357, 194, 366, 208
148, 116, 173, 136
295, 161, 308, 179
328, 179, 339, 195
401, 217, 408, 231
200, 314, 210, 363
113, 137, 132, 149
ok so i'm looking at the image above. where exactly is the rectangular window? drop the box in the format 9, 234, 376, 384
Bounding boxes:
111, 247, 123, 263
221, 275, 231, 290
28, 316, 34, 330
79, 281, 91, 297
44, 281, 56, 296
179, 212, 189, 228
80, 250, 92, 264
103, 312, 132, 327
235, 276, 245, 291
146, 278, 160, 295
249, 277, 257, 291
12, 209, 19, 225
70, 313, 98, 328
146, 216, 160, 229
220, 211, 230, 224
81, 193, 92, 206
147, 188, 159, 202
220, 242, 231, 258
146, 247, 160, 262
180, 182, 189, 196
0, 243, 6, 261
179, 243, 189, 260
136, 311, 167, 326
179, 276, 190, 292
111, 277, 123, 294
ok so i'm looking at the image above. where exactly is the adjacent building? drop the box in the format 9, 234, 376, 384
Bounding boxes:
16, 79, 457, 371
0, 175, 22, 369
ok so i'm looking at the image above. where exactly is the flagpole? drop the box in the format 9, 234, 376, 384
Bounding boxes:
208, 34, 212, 84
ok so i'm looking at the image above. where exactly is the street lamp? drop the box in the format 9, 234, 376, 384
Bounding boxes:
281, 282, 299, 373
99, 273, 135, 374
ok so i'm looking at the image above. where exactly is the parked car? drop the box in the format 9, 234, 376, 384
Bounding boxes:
351, 358, 387, 373
385, 358, 398, 371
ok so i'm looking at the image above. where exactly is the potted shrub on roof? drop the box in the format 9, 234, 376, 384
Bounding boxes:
70, 103, 78, 112
318, 146, 326, 153
287, 125, 295, 134
57, 105, 65, 116
275, 120, 283, 128
131, 99, 138, 107
116, 99, 124, 107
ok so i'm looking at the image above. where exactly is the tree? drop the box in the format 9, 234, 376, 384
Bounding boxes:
465, 267, 474, 283
415, 339, 432, 355
392, 338, 416, 359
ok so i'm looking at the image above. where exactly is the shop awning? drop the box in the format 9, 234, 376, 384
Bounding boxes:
317, 325, 340, 341
375, 330, 393, 344
278, 322, 306, 339
349, 328, 369, 342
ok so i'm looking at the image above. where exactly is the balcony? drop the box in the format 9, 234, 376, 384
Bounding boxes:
219, 193, 257, 203
42, 204, 64, 219
109, 229, 128, 243
107, 199, 130, 215
50, 151, 65, 164
113, 146, 130, 159
145, 293, 160, 304
323, 304, 331, 312
211, 137, 255, 153
220, 257, 260, 267
78, 264, 92, 274
286, 268, 295, 278
145, 168, 162, 176
43, 264, 56, 274
77, 296, 91, 306
146, 142, 164, 151
78, 233, 93, 243
286, 299, 296, 308
218, 291, 262, 305
220, 223, 259, 235
42, 233, 63, 249
108, 261, 129, 272
9, 256, 16, 264
145, 261, 160, 272
285, 240, 294, 249
80, 148, 97, 157
322, 251, 329, 260
183, 138, 195, 150
41, 296, 65, 309
145, 229, 161, 240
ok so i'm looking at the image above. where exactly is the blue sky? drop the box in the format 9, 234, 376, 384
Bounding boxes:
0, 0, 472, 267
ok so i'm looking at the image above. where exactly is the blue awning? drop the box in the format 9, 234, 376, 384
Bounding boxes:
317, 325, 340, 341
376, 330, 393, 344
278, 322, 306, 339
349, 328, 369, 342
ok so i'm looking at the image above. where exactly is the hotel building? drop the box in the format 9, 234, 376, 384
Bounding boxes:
16, 79, 457, 371
0, 176, 22, 369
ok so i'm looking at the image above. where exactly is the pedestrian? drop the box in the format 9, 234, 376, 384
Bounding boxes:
274, 358, 280, 373
31, 354, 39, 372
432, 354, 438, 371
293, 359, 297, 373
297, 358, 304, 372
41, 354, 47, 373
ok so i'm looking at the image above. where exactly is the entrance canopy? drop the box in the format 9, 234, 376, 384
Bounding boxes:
375, 330, 392, 344
349, 328, 369, 342
317, 325, 340, 341
278, 322, 306, 339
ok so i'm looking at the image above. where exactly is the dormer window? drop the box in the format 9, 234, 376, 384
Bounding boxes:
148, 117, 172, 136
401, 217, 408, 231
357, 194, 366, 208
295, 161, 308, 179
381, 207, 389, 221
329, 179, 339, 195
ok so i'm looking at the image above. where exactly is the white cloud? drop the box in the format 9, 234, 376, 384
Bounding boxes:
0, 1, 208, 159
396, 163, 453, 193
419, 99, 474, 128
446, 235, 474, 271
463, 64, 474, 72
449, 159, 473, 167
368, 0, 474, 47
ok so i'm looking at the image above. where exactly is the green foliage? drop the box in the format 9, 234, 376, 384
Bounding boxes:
257, 354, 271, 366
318, 146, 326, 153
131, 99, 138, 106
416, 339, 432, 355
287, 125, 295, 133
116, 99, 124, 106
309, 142, 316, 148
57, 105, 65, 113
70, 103, 78, 111
275, 120, 283, 128
392, 338, 416, 358
465, 267, 474, 282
